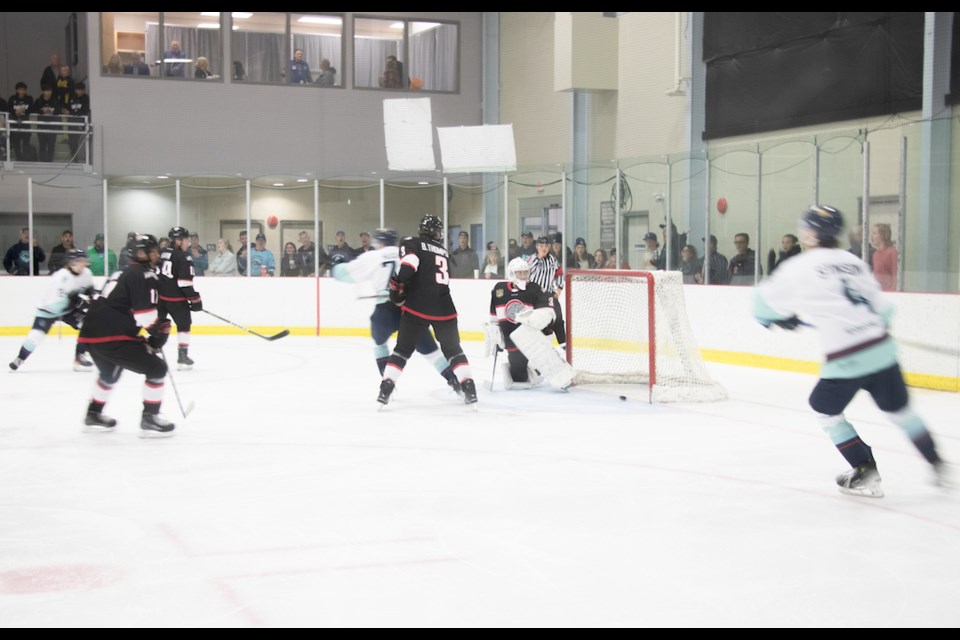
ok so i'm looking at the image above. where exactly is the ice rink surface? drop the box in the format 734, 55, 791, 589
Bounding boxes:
1, 334, 958, 628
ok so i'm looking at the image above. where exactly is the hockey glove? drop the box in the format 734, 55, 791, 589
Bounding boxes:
188, 296, 203, 312
388, 276, 406, 306
62, 296, 90, 330
483, 321, 505, 357
770, 316, 801, 331
146, 321, 172, 350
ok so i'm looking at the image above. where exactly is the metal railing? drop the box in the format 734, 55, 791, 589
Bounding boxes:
1, 114, 91, 167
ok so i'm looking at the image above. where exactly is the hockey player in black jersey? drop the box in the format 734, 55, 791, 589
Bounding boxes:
485, 257, 575, 390
158, 226, 203, 370
78, 234, 175, 436
378, 214, 477, 406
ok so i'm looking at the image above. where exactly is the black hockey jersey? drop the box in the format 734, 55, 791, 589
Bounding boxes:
158, 247, 197, 303
79, 263, 159, 343
396, 236, 457, 320
489, 281, 552, 341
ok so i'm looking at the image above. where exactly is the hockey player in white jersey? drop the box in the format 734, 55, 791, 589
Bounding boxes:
754, 205, 949, 497
9, 248, 96, 372
332, 228, 462, 396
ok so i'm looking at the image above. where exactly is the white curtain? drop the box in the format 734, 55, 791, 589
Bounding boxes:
232, 32, 285, 83
409, 24, 457, 91
354, 39, 399, 88
146, 25, 223, 78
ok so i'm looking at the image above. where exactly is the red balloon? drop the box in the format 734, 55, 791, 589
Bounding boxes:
717, 197, 728, 214
267, 215, 279, 228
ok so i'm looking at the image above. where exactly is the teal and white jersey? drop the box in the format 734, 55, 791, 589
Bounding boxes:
36, 267, 95, 319
754, 246, 897, 379
332, 246, 398, 304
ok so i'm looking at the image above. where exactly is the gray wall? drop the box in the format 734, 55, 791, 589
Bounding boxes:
0, 13, 80, 97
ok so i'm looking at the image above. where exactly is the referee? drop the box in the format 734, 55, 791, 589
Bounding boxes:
526, 234, 567, 348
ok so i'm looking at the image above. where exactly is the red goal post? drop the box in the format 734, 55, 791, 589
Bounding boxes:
564, 269, 727, 403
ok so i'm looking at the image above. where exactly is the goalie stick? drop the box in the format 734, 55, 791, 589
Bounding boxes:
202, 309, 290, 341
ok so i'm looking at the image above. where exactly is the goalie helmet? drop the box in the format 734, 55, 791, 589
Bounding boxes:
800, 205, 844, 240
168, 226, 190, 241
373, 228, 399, 248
418, 214, 443, 242
507, 257, 531, 290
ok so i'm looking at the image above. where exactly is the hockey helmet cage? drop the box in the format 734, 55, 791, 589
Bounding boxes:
373, 228, 399, 248
800, 205, 844, 239
507, 257, 531, 288
418, 214, 443, 241
168, 226, 190, 241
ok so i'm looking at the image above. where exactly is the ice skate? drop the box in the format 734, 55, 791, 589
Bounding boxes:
836, 461, 883, 498
177, 346, 194, 371
448, 376, 464, 399
377, 379, 396, 406
460, 379, 478, 405
140, 413, 175, 437
84, 411, 117, 432
73, 352, 94, 372
932, 461, 955, 489
9, 357, 23, 371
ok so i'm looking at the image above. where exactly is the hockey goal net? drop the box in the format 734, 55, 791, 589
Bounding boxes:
565, 270, 727, 402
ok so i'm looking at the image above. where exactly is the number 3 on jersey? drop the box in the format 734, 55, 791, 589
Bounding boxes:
434, 255, 450, 285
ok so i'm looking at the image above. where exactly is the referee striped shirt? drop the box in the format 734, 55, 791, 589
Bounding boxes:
526, 253, 562, 294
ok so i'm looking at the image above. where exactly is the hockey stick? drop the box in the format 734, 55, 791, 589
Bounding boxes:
795, 320, 960, 356
158, 349, 195, 418
202, 309, 290, 341
489, 345, 502, 391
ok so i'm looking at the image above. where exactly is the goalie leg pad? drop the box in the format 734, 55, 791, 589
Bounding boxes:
510, 324, 574, 390
501, 362, 532, 390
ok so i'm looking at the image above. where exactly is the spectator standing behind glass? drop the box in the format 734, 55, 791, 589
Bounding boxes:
8, 82, 34, 161
194, 57, 217, 80
118, 231, 138, 270
104, 53, 123, 75
870, 223, 898, 292
208, 239, 238, 277
573, 238, 595, 269
30, 84, 59, 162
48, 229, 77, 274
728, 232, 761, 285
329, 230, 354, 264
483, 249, 503, 279
124, 53, 151, 76
297, 230, 329, 277
40, 52, 61, 90
697, 234, 728, 284
65, 82, 90, 161
236, 230, 251, 275
232, 60, 246, 81
450, 231, 480, 278
314, 58, 336, 86
188, 232, 208, 276
286, 48, 312, 84
4, 227, 45, 275
87, 233, 117, 276
280, 242, 301, 277
250, 233, 275, 277
593, 249, 607, 269
679, 244, 699, 284
518, 231, 536, 259
355, 231, 375, 256
641, 232, 661, 270
768, 233, 801, 274
379, 57, 402, 89
162, 40, 187, 78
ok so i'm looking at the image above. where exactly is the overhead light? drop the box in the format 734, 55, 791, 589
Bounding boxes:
201, 11, 251, 19
296, 179, 308, 183
390, 22, 404, 30
197, 23, 220, 29
298, 16, 342, 25
157, 175, 169, 179
273, 182, 284, 187
200, 12, 219, 17
418, 181, 429, 185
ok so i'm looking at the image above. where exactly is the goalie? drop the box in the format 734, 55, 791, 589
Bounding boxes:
485, 257, 575, 390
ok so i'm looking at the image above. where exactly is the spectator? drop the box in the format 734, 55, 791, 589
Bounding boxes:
355, 231, 375, 255
768, 233, 801, 274
518, 231, 536, 259
118, 231, 138, 270
65, 82, 90, 161
329, 230, 354, 264
40, 52, 61, 90
31, 84, 59, 162
47, 229, 77, 274
679, 244, 699, 284
641, 232, 661, 270
387, 54, 406, 87
188, 232, 208, 276
194, 56, 217, 79
379, 56, 402, 89
297, 230, 329, 277
4, 227, 45, 275
608, 247, 629, 269
162, 40, 188, 77
573, 237, 595, 269
507, 238, 520, 261
232, 60, 246, 81
279, 242, 301, 277
728, 232, 761, 285
208, 239, 238, 277
450, 230, 480, 278
8, 82, 34, 161
314, 58, 336, 86
848, 223, 875, 266
286, 48, 311, 84
54, 64, 75, 111
659, 222, 685, 270
697, 235, 728, 285
250, 233, 275, 276
870, 223, 898, 292
593, 248, 608, 269
482, 248, 503, 279
550, 232, 575, 267
158, 237, 170, 252
87, 233, 118, 276
104, 53, 124, 75
236, 230, 252, 275
124, 53, 151, 76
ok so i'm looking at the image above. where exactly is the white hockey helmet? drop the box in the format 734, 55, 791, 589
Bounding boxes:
507, 257, 531, 289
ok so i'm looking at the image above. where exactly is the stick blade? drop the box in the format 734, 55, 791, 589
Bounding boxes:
268, 329, 290, 341
182, 401, 196, 418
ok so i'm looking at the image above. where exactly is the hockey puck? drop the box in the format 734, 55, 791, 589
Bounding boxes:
619, 395, 627, 401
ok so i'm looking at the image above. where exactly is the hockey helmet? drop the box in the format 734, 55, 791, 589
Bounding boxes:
133, 233, 160, 263
373, 228, 399, 248
507, 257, 531, 289
65, 248, 88, 263
418, 214, 443, 242
799, 205, 844, 240
535, 235, 550, 245
168, 226, 190, 241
